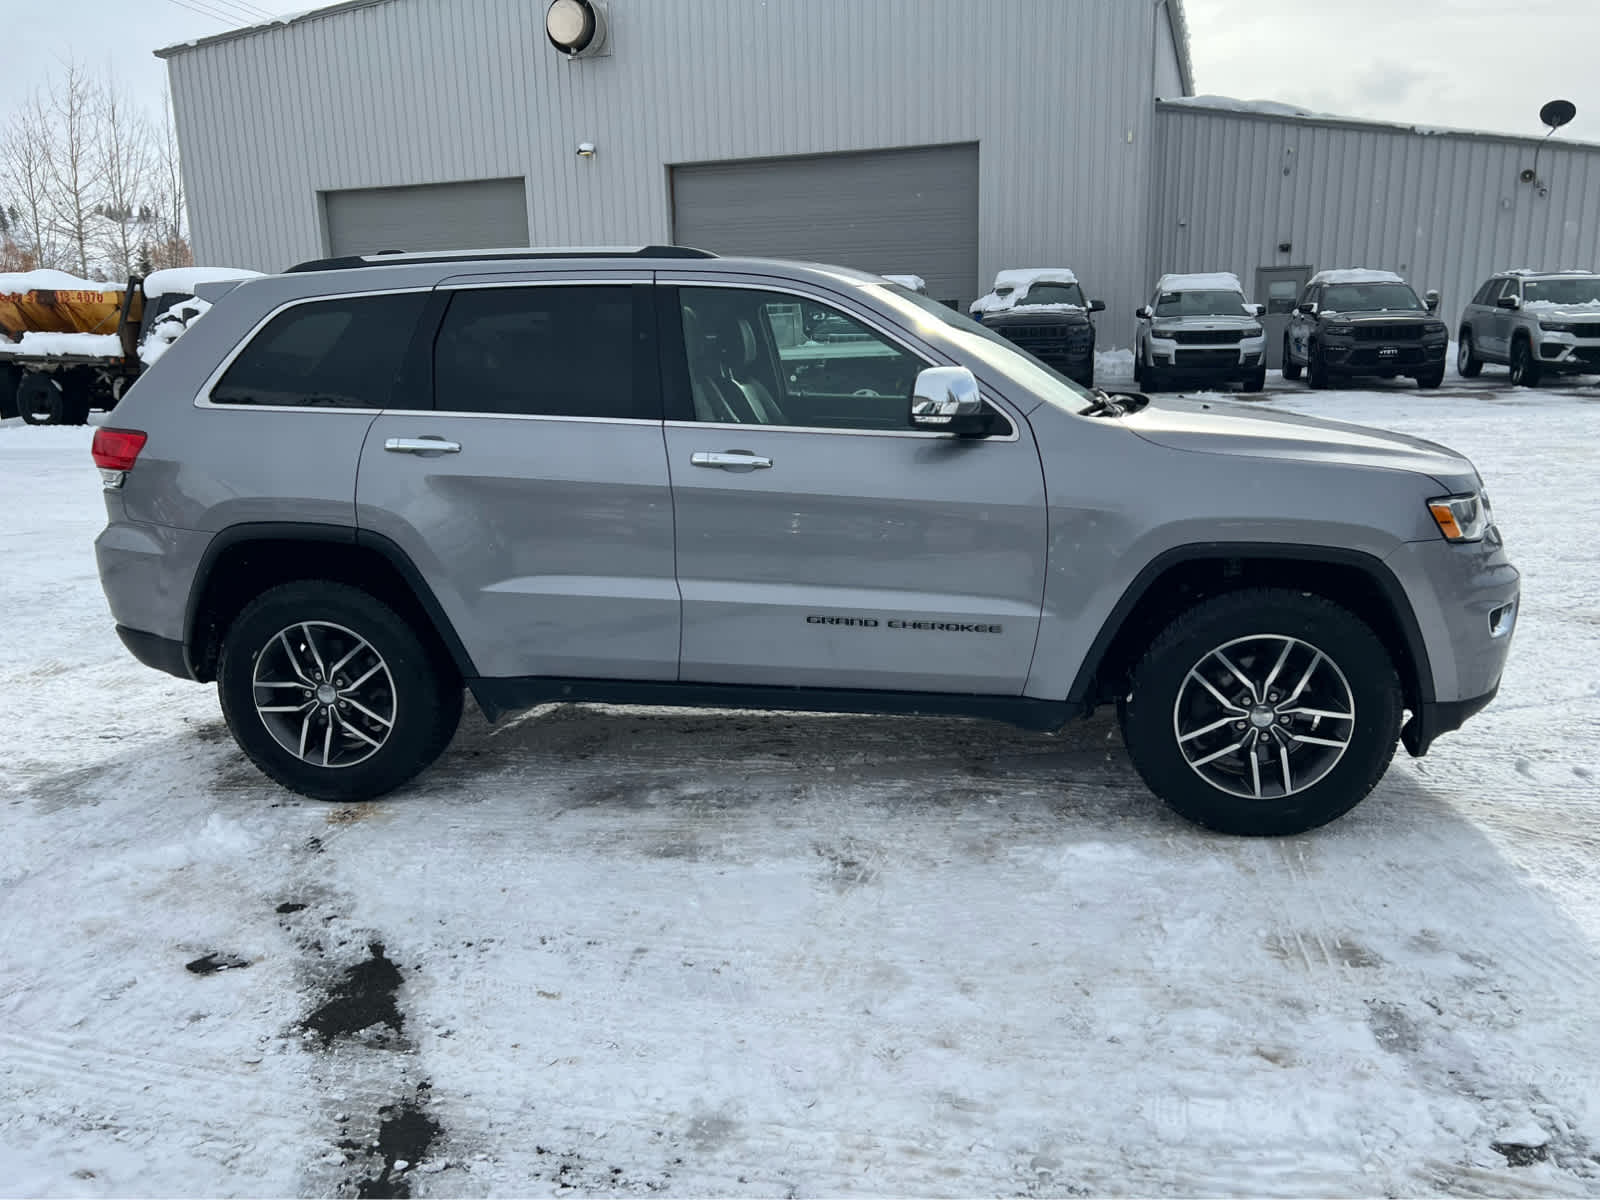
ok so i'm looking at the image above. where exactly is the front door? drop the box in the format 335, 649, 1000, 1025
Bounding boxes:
660, 281, 1048, 695
1256, 266, 1314, 368
355, 277, 680, 681
1487, 278, 1518, 358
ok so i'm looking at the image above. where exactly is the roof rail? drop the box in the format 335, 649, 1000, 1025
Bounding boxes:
284, 245, 717, 273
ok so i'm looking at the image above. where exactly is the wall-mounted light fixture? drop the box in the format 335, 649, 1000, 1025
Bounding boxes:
576, 142, 597, 158
1521, 99, 1576, 197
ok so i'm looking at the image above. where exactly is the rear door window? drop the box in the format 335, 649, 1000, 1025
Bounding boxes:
212, 293, 429, 408
431, 284, 655, 419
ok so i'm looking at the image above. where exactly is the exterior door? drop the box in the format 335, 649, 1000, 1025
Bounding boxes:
355, 277, 680, 681
1256, 266, 1314, 368
659, 281, 1047, 695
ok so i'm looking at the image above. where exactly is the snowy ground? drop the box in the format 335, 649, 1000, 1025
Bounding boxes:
2, 369, 1599, 1197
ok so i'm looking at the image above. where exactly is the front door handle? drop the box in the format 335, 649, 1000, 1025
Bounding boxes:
385, 436, 461, 455
691, 450, 773, 471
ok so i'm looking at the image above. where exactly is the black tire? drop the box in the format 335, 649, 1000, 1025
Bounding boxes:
1118, 588, 1402, 836
17, 373, 63, 425
1280, 336, 1302, 380
1416, 366, 1445, 389
1457, 330, 1483, 377
57, 372, 92, 425
1307, 341, 1331, 389
1509, 336, 1542, 387
1133, 353, 1147, 392
217, 581, 463, 801
0, 365, 19, 420
1241, 368, 1267, 393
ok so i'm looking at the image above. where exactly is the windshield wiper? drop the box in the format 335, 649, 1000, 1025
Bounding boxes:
1078, 387, 1150, 418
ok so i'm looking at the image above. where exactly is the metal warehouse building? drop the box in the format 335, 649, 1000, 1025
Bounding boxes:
160, 0, 1600, 356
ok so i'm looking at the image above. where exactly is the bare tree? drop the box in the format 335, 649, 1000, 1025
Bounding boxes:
95, 77, 154, 277
148, 91, 192, 271
0, 91, 62, 270
42, 63, 101, 278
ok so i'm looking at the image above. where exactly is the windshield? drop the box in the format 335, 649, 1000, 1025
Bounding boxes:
1015, 282, 1085, 308
1320, 283, 1424, 313
877, 284, 1093, 407
1154, 289, 1251, 317
1522, 277, 1600, 306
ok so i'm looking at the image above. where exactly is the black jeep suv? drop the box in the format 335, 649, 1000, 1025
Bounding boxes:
1283, 269, 1448, 389
971, 270, 1104, 387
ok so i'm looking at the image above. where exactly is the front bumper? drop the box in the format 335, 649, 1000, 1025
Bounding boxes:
1151, 335, 1265, 376
1535, 333, 1600, 370
1383, 532, 1519, 755
1323, 339, 1448, 373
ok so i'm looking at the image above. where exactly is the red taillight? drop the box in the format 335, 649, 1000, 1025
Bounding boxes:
91, 428, 148, 472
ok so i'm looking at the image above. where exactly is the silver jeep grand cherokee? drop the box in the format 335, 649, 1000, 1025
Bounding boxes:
1457, 269, 1600, 386
92, 247, 1519, 836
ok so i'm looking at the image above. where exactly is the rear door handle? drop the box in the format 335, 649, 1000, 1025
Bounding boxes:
691, 450, 773, 471
385, 437, 461, 455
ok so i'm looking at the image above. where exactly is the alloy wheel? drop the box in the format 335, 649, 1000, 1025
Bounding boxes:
1172, 634, 1355, 800
252, 621, 396, 768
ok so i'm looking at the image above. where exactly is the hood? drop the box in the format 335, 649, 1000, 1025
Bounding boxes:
1151, 313, 1260, 330
1119, 397, 1477, 488
983, 306, 1090, 325
1321, 310, 1433, 322
1524, 306, 1600, 321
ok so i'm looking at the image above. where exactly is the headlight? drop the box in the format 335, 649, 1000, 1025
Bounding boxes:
1322, 321, 1354, 336
1151, 326, 1179, 338
1539, 321, 1578, 333
1427, 492, 1492, 542
1244, 326, 1264, 337
1424, 321, 1447, 335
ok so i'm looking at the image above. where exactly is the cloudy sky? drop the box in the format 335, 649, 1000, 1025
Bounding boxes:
2, 0, 1596, 143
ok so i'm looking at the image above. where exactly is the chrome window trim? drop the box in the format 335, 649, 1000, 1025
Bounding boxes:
406, 410, 662, 426
196, 285, 433, 411
665, 277, 1021, 441
437, 275, 651, 290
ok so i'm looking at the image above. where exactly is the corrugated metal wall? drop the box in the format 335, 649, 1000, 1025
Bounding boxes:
1151, 104, 1600, 332
167, 0, 1171, 340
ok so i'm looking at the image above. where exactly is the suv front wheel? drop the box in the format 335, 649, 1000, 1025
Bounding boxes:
1118, 588, 1402, 835
1509, 336, 1542, 387
218, 581, 463, 801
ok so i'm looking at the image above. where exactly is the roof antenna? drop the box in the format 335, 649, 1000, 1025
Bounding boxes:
1520, 99, 1576, 197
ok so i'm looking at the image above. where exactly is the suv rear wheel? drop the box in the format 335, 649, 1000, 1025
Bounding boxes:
1118, 588, 1402, 835
217, 581, 463, 801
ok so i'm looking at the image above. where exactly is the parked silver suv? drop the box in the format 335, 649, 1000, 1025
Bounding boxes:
1132, 271, 1266, 393
93, 247, 1519, 835
1457, 269, 1600, 386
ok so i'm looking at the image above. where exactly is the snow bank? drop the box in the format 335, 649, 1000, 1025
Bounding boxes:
1157, 271, 1244, 293
143, 267, 262, 299
1163, 94, 1332, 119
1095, 347, 1135, 382
139, 298, 213, 367
1310, 268, 1405, 285
0, 332, 124, 359
0, 270, 124, 294
881, 274, 926, 293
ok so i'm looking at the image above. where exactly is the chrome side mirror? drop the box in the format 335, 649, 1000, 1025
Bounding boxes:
910, 366, 993, 437
1497, 294, 1520, 310
1425, 289, 1440, 312
1251, 303, 1266, 318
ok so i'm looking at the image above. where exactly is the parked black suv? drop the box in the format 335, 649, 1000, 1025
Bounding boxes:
1282, 269, 1447, 389
970, 269, 1104, 387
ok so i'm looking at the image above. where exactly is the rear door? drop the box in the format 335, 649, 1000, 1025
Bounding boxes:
355, 273, 679, 681
659, 277, 1047, 694
1255, 266, 1313, 368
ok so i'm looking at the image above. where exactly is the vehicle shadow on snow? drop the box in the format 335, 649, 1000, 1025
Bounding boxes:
12, 702, 1600, 1191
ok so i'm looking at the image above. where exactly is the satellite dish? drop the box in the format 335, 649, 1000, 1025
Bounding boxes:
1540, 99, 1577, 130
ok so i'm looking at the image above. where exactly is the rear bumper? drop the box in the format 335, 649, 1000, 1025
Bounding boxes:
116, 625, 194, 681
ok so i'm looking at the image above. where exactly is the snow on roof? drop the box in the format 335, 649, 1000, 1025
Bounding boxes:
0, 270, 125, 294
155, 0, 382, 57
881, 274, 926, 292
1157, 271, 1243, 293
1163, 95, 1332, 120
143, 267, 263, 299
993, 268, 1078, 291
1503, 267, 1594, 277
1310, 268, 1406, 286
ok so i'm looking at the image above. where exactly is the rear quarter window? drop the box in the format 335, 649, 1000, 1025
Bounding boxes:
211, 292, 429, 408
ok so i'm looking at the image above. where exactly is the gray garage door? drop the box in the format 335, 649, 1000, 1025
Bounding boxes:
671, 144, 979, 308
323, 178, 529, 257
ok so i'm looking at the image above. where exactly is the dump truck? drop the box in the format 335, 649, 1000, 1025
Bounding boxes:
0, 267, 259, 424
